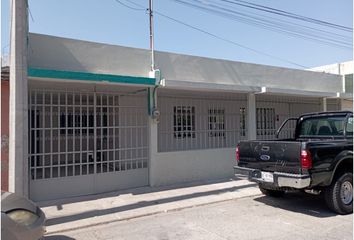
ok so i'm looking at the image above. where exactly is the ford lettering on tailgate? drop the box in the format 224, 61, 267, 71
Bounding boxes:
260, 155, 270, 161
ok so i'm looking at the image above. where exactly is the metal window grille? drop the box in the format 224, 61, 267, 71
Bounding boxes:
208, 109, 225, 138
158, 93, 247, 152
29, 89, 148, 180
173, 106, 196, 139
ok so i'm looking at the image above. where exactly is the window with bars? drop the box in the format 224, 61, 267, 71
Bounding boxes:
240, 107, 246, 137
208, 109, 225, 137
256, 108, 276, 135
173, 106, 196, 138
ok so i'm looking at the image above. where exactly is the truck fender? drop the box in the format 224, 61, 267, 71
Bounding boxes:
327, 150, 353, 185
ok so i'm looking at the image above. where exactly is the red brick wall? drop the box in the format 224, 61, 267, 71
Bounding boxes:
1, 81, 9, 191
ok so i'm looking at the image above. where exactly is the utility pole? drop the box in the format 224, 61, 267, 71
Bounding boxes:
9, 0, 29, 197
149, 0, 154, 71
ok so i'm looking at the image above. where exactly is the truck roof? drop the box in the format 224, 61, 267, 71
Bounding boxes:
299, 111, 352, 119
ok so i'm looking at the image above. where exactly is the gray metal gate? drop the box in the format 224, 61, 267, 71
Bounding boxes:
29, 90, 149, 201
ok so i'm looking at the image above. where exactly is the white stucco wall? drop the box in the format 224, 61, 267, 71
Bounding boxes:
309, 61, 354, 75
150, 148, 235, 186
28, 33, 342, 94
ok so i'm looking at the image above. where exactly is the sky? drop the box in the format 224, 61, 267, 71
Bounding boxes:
1, 0, 353, 69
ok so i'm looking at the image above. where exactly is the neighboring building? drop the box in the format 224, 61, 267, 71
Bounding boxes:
8, 32, 351, 201
309, 61, 353, 111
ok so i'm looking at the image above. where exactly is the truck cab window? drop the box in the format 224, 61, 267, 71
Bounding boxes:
299, 116, 346, 136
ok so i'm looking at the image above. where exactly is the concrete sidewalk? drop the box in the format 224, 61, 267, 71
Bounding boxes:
39, 178, 260, 234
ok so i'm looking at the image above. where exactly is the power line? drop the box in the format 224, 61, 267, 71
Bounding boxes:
114, 0, 146, 11
171, 0, 352, 50
115, 0, 309, 68
211, 0, 351, 41
220, 0, 353, 32
200, 0, 352, 42
155, 11, 309, 68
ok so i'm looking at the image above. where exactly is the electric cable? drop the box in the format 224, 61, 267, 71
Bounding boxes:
115, 0, 309, 68
219, 0, 352, 32
171, 0, 352, 49
114, 0, 146, 11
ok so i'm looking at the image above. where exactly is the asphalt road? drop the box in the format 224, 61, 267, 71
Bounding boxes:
46, 192, 353, 240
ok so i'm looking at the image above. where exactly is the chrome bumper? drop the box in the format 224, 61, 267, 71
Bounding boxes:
234, 166, 311, 189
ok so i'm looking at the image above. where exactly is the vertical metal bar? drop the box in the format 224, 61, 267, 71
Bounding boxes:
204, 99, 207, 150
101, 94, 104, 172
187, 104, 189, 150
210, 101, 213, 149
34, 91, 37, 180
86, 93, 89, 173
94, 92, 97, 174
42, 92, 45, 178
200, 99, 203, 150
108, 95, 111, 171
124, 97, 127, 170
50, 92, 53, 178
135, 104, 138, 167
65, 92, 68, 177
113, 96, 116, 168
57, 93, 60, 176
80, 93, 82, 175
73, 92, 75, 161
168, 99, 171, 152
118, 95, 121, 170
216, 106, 219, 148
178, 102, 181, 151
130, 106, 133, 168
106, 95, 109, 171
29, 90, 32, 179
218, 105, 220, 148
184, 103, 187, 151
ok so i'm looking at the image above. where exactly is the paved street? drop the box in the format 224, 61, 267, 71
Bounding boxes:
45, 192, 352, 240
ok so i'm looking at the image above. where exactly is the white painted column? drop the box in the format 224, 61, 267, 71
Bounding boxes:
247, 93, 257, 140
9, 0, 29, 196
321, 98, 327, 112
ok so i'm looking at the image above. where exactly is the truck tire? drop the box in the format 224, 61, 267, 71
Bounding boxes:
259, 184, 285, 197
324, 172, 353, 215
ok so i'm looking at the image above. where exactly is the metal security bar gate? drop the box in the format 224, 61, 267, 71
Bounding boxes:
29, 90, 149, 201
255, 95, 322, 140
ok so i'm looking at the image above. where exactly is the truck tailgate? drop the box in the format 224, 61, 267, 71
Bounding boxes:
238, 140, 302, 174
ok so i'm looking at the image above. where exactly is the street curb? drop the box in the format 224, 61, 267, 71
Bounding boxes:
45, 193, 262, 235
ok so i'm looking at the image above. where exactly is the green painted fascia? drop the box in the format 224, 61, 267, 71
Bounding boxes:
28, 68, 156, 86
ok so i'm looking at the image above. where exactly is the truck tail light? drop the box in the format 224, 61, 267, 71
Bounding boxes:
301, 150, 312, 170
236, 145, 240, 164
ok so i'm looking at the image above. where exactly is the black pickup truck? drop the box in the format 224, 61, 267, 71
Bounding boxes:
234, 111, 353, 214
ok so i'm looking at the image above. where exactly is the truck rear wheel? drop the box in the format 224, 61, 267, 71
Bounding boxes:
324, 172, 353, 215
259, 184, 285, 197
